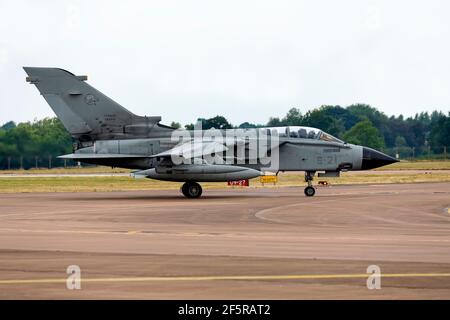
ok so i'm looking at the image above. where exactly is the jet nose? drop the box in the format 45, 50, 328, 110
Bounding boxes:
361, 147, 399, 170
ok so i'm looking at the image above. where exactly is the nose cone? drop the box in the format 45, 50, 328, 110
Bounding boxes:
362, 147, 399, 170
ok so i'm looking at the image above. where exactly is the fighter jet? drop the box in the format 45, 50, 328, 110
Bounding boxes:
24, 67, 398, 198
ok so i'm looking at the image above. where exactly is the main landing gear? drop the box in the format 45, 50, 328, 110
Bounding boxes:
304, 171, 316, 197
181, 181, 203, 198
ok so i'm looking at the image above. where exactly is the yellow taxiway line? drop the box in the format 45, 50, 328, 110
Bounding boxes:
1, 273, 450, 285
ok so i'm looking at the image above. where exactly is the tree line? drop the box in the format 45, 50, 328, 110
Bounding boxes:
0, 118, 73, 169
1, 104, 449, 169
181, 104, 449, 153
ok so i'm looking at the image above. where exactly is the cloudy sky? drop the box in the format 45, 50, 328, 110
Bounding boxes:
1, 0, 449, 126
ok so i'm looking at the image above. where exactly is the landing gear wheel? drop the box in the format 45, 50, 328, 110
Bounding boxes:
304, 171, 316, 197
304, 186, 316, 197
181, 182, 203, 198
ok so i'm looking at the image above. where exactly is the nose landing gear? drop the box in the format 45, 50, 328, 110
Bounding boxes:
304, 171, 316, 197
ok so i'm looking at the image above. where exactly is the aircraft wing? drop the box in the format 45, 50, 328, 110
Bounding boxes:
150, 140, 229, 160
58, 153, 148, 160
59, 137, 282, 162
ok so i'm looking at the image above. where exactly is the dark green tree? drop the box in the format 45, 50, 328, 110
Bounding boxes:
267, 117, 283, 127
200, 116, 233, 130
238, 122, 258, 129
429, 112, 450, 150
1, 121, 16, 130
343, 119, 385, 149
170, 121, 182, 129
282, 108, 303, 126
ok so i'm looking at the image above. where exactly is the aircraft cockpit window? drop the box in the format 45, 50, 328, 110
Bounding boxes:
318, 132, 343, 143
264, 126, 341, 142
307, 130, 317, 139
293, 127, 320, 139
297, 128, 307, 138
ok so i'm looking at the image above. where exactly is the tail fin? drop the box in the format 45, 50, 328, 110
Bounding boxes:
24, 67, 160, 141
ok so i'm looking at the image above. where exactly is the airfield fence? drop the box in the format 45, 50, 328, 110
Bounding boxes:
0, 156, 80, 170
0, 146, 449, 170
381, 145, 449, 161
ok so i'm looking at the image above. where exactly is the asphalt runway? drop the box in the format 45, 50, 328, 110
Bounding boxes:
0, 182, 449, 299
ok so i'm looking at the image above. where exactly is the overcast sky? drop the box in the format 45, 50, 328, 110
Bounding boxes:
1, 0, 449, 126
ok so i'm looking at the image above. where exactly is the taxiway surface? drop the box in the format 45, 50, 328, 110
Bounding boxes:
0, 182, 449, 299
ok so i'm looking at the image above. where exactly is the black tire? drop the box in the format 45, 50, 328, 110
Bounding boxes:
304, 186, 315, 197
181, 182, 202, 198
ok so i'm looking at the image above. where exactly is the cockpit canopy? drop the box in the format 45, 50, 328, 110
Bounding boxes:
264, 126, 343, 143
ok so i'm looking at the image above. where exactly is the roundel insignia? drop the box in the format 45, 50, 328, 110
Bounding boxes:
84, 94, 98, 105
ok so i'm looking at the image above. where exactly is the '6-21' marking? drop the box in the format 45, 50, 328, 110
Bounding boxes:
316, 155, 337, 165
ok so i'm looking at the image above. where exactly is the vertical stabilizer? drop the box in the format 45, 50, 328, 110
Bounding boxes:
24, 67, 161, 141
